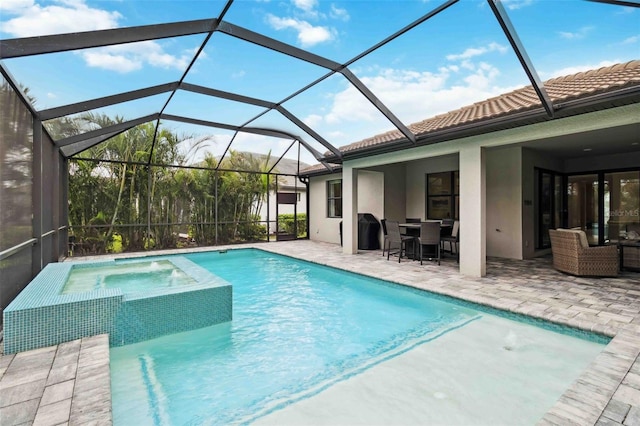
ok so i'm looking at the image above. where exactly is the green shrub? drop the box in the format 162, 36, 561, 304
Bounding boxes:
278, 213, 307, 237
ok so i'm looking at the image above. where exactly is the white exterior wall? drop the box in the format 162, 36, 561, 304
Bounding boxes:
486, 146, 523, 259
521, 148, 563, 258
405, 155, 459, 220
308, 170, 385, 247
357, 170, 385, 247
307, 103, 640, 276
309, 173, 343, 244
564, 151, 640, 173
369, 163, 407, 222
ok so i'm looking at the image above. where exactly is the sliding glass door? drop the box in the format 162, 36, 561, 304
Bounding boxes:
537, 170, 563, 249
539, 169, 639, 247
604, 171, 640, 242
567, 174, 599, 245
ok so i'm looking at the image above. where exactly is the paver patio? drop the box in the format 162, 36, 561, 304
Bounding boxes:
1, 240, 639, 425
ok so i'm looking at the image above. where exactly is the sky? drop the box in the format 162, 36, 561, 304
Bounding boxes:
1, 0, 639, 166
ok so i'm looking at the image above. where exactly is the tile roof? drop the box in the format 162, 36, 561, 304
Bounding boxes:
337, 60, 640, 155
299, 162, 341, 175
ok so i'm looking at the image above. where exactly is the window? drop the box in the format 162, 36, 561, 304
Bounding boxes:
535, 168, 639, 247
536, 169, 564, 249
327, 179, 342, 218
426, 171, 458, 220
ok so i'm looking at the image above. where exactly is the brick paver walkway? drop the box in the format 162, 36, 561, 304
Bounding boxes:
1, 240, 639, 425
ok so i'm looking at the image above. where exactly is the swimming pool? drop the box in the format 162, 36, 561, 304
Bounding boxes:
110, 249, 608, 425
2, 256, 231, 353
61, 260, 197, 294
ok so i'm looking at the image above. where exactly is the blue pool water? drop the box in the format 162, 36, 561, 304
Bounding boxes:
62, 260, 197, 294
110, 249, 607, 425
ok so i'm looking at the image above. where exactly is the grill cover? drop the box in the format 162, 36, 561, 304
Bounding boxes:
358, 213, 380, 250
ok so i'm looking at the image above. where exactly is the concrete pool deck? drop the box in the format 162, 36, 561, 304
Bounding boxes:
1, 240, 639, 425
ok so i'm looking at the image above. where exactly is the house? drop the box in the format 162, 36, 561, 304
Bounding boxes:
301, 61, 640, 277
262, 158, 309, 236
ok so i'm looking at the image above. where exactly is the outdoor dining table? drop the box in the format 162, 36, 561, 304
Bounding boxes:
399, 221, 452, 234
399, 221, 452, 259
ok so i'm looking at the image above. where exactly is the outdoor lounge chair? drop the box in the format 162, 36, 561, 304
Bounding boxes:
386, 220, 415, 263
548, 229, 618, 277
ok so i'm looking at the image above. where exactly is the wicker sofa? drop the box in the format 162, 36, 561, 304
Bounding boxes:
621, 223, 640, 270
548, 229, 619, 277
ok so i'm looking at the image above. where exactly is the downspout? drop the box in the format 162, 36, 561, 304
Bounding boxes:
299, 176, 310, 239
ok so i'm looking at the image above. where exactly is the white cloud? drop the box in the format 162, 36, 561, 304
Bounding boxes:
0, 0, 34, 13
82, 50, 142, 73
558, 26, 594, 40
80, 41, 192, 73
542, 60, 620, 79
622, 35, 639, 44
501, 0, 533, 10
2, 1, 195, 74
311, 61, 521, 144
303, 114, 323, 128
446, 42, 508, 61
266, 14, 335, 47
330, 4, 350, 21
2, 0, 121, 37
232, 70, 246, 79
293, 0, 317, 13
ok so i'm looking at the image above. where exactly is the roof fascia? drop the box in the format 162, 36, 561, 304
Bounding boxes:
55, 113, 160, 147
488, 0, 554, 118
39, 82, 179, 121
0, 19, 217, 59
331, 89, 640, 162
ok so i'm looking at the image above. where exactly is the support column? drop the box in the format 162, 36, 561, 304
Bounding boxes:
342, 165, 358, 254
32, 119, 43, 275
459, 145, 486, 277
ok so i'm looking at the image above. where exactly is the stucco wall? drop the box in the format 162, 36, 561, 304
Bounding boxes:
521, 148, 563, 258
405, 154, 458, 220
368, 163, 407, 222
309, 173, 343, 244
564, 151, 640, 173
357, 170, 385, 247
309, 170, 386, 245
486, 146, 523, 259
357, 170, 384, 219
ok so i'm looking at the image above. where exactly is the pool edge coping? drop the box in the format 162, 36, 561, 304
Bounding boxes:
2, 241, 639, 425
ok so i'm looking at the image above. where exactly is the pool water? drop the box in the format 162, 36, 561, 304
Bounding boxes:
110, 249, 607, 425
61, 260, 196, 294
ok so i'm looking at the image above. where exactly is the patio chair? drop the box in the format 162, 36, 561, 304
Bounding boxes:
441, 220, 459, 262
381, 219, 390, 257
386, 220, 415, 263
548, 229, 618, 277
417, 222, 441, 265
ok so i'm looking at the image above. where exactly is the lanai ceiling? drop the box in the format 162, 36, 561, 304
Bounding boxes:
1, 0, 638, 173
